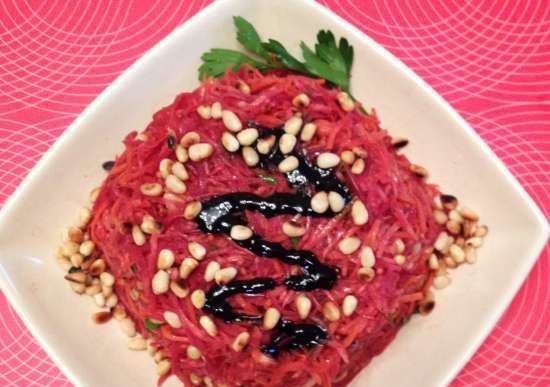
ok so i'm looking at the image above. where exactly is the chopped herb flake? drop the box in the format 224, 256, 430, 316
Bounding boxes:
259, 174, 278, 185
145, 318, 162, 331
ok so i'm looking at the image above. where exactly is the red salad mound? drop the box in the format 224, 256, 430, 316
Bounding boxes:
89, 67, 442, 387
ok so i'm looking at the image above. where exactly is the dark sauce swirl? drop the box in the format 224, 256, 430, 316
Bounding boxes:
196, 124, 351, 356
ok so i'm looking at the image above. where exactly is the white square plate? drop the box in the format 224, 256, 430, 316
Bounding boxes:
0, 1, 547, 386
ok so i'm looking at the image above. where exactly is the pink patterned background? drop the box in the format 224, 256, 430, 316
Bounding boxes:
0, 0, 549, 386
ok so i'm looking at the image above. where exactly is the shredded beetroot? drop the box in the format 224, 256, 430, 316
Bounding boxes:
89, 67, 443, 387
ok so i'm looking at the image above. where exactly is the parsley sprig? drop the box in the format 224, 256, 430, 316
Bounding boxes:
199, 16, 354, 92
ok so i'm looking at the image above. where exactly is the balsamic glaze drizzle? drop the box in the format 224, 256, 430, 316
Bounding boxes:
196, 124, 351, 356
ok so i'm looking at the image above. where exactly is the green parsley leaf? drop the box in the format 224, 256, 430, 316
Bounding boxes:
145, 319, 162, 331
233, 16, 270, 59
262, 39, 306, 73
300, 41, 350, 92
199, 49, 274, 80
259, 174, 278, 185
290, 236, 301, 248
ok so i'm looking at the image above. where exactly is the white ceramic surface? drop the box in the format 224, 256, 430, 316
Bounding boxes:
0, 1, 547, 386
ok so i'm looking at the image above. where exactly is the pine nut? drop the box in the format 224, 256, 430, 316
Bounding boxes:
222, 110, 242, 132
323, 301, 341, 321
392, 137, 409, 149
428, 254, 439, 270
190, 374, 203, 385
434, 210, 448, 225
235, 79, 250, 94
156, 360, 171, 376
466, 237, 483, 248
263, 307, 281, 330
58, 257, 72, 271
113, 305, 126, 321
85, 283, 102, 296
78, 207, 92, 228
99, 272, 115, 287
215, 267, 238, 285
459, 207, 479, 221
88, 259, 106, 276
180, 258, 199, 279
465, 246, 477, 264
79, 240, 95, 257
342, 295, 358, 316
292, 93, 310, 107
278, 155, 299, 172
393, 239, 405, 254
188, 242, 206, 261
128, 336, 147, 351
449, 209, 463, 223
89, 187, 100, 202
70, 253, 84, 268
165, 174, 187, 194
163, 311, 182, 329
141, 214, 161, 234
237, 128, 259, 146
418, 293, 435, 315
93, 293, 106, 307
242, 146, 259, 166
295, 295, 312, 320
68, 227, 84, 243
434, 232, 450, 252
230, 225, 253, 240
394, 254, 406, 265
65, 271, 87, 284
120, 318, 136, 337
61, 241, 79, 257
232, 331, 250, 352
341, 150, 356, 165
176, 145, 189, 163
171, 162, 189, 181
157, 249, 175, 269
449, 244, 465, 263
410, 164, 428, 178
311, 192, 331, 215
350, 158, 365, 174
283, 116, 303, 135
338, 237, 361, 254
204, 261, 221, 282
336, 92, 354, 111
328, 191, 345, 212
358, 267, 375, 281
170, 281, 189, 298
92, 311, 112, 324
210, 102, 222, 119
187, 345, 202, 360
222, 132, 240, 152
279, 133, 297, 154
184, 201, 202, 220
152, 270, 169, 295
159, 159, 174, 179
446, 220, 461, 235
191, 289, 206, 309
300, 122, 317, 142
433, 275, 451, 289
257, 135, 276, 154
132, 225, 146, 246
196, 105, 211, 119
282, 221, 306, 237
359, 246, 376, 267
199, 315, 217, 336
351, 200, 369, 225
102, 285, 113, 298
475, 225, 488, 238
441, 194, 458, 210
317, 152, 340, 169
444, 256, 457, 268
189, 143, 214, 162
181, 132, 201, 148
105, 294, 118, 308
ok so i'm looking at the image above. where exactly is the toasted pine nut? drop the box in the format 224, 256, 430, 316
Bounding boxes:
279, 133, 297, 154
99, 272, 115, 287
351, 200, 369, 225
428, 254, 439, 270
292, 93, 310, 107
171, 162, 189, 181
446, 220, 461, 235
105, 293, 118, 308
358, 267, 375, 281
350, 158, 365, 174
449, 244, 465, 263
300, 122, 317, 142
237, 128, 259, 146
394, 254, 406, 265
359, 246, 375, 267
191, 289, 206, 309
393, 239, 405, 254
342, 295, 358, 316
128, 336, 147, 351
465, 246, 477, 264
466, 237, 483, 248
336, 92, 354, 111
132, 225, 146, 246
188, 242, 206, 261
263, 307, 281, 330
57, 256, 72, 271
68, 227, 84, 243
176, 145, 189, 163
165, 174, 187, 194
340, 150, 356, 165
156, 360, 171, 376
338, 237, 361, 254
418, 292, 435, 315
102, 285, 113, 298
257, 135, 276, 154
441, 194, 458, 210
230, 225, 253, 240
196, 105, 211, 119
434, 210, 448, 225
204, 261, 221, 282
113, 305, 126, 321
278, 155, 299, 173
392, 137, 409, 149
295, 295, 312, 320
141, 214, 161, 234
79, 240, 95, 257
70, 253, 84, 268
159, 159, 174, 179
282, 221, 306, 237
444, 256, 457, 268
163, 311, 182, 329
181, 202, 201, 222
89, 187, 100, 202
210, 102, 222, 119
410, 164, 428, 178
61, 241, 80, 257
434, 232, 450, 252
180, 132, 200, 148
189, 143, 214, 162
65, 271, 87, 284
222, 132, 240, 152
459, 207, 479, 221
92, 311, 112, 324
222, 110, 242, 132
187, 345, 202, 360
311, 191, 329, 213
152, 270, 169, 295
283, 115, 303, 135
88, 259, 106, 276
78, 207, 92, 228
242, 146, 259, 166
475, 225, 488, 238
120, 318, 136, 337
190, 374, 203, 386
232, 332, 250, 352
85, 283, 102, 296
93, 292, 106, 307
199, 315, 217, 336
157, 249, 175, 269
328, 191, 345, 212
317, 152, 340, 169
215, 267, 238, 285
170, 281, 189, 298
323, 301, 341, 321
433, 275, 451, 289
180, 258, 199, 279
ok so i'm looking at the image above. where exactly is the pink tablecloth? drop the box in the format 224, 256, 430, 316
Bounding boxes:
0, 1, 548, 386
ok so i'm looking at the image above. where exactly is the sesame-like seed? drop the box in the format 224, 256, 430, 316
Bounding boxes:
441, 194, 458, 210
434, 232, 450, 252
338, 237, 361, 254
61, 241, 80, 257
323, 301, 341, 321
449, 244, 465, 264
113, 305, 126, 321
236, 80, 251, 94
465, 246, 477, 264
428, 254, 439, 270
392, 137, 409, 149
448, 209, 463, 223
70, 253, 84, 268
263, 307, 281, 330
105, 294, 118, 308
68, 227, 84, 243
93, 293, 106, 307
459, 207, 479, 221
88, 259, 106, 276
475, 225, 488, 238
393, 239, 405, 254
141, 214, 161, 234
446, 220, 461, 235
310, 191, 329, 214
78, 207, 92, 228
222, 110, 242, 132
409, 164, 428, 178
92, 311, 112, 324
433, 210, 448, 225
466, 237, 483, 248
342, 295, 358, 316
